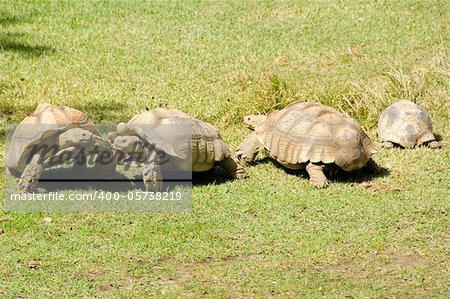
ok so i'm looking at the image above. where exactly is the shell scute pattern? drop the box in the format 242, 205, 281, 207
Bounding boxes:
126, 109, 231, 166
6, 103, 97, 173
378, 100, 436, 148
255, 102, 374, 171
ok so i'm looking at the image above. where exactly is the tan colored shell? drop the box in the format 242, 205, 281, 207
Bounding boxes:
255, 102, 375, 171
119, 108, 231, 171
6, 103, 98, 174
377, 100, 436, 148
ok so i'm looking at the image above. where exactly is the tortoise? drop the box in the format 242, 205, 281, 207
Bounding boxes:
236, 102, 380, 188
108, 108, 247, 191
377, 100, 441, 149
6, 102, 115, 193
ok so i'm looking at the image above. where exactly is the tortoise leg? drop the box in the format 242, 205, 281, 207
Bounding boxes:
142, 151, 162, 191
18, 153, 43, 193
426, 141, 442, 149
236, 133, 263, 166
381, 141, 394, 149
217, 157, 248, 179
364, 158, 382, 175
143, 162, 162, 191
306, 162, 329, 189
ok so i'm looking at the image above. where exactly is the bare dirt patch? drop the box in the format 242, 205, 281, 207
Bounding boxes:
152, 253, 304, 297
319, 251, 427, 275
358, 182, 402, 192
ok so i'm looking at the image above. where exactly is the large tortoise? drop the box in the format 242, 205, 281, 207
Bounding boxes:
6, 103, 115, 193
108, 108, 247, 191
236, 102, 380, 188
378, 100, 441, 149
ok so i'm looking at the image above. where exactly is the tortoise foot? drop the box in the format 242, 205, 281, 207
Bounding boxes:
427, 141, 442, 149
309, 178, 329, 189
306, 163, 329, 189
235, 164, 248, 179
19, 163, 42, 193
381, 141, 394, 149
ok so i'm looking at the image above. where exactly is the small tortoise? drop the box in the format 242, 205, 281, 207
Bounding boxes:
6, 103, 115, 193
378, 100, 441, 149
108, 108, 247, 191
236, 102, 380, 188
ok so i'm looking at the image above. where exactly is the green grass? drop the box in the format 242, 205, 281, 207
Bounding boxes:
1, 0, 449, 297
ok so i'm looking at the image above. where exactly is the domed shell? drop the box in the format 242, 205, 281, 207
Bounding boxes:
255, 102, 375, 171
377, 100, 436, 148
112, 108, 232, 170
6, 103, 98, 174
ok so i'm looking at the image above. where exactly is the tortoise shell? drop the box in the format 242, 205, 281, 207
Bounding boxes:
111, 108, 232, 171
6, 102, 98, 174
254, 102, 375, 171
377, 100, 436, 148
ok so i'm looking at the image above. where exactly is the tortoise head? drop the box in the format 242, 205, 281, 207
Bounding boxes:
59, 128, 94, 148
112, 135, 145, 154
243, 115, 266, 130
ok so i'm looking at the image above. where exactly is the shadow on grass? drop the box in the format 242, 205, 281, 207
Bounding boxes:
28, 165, 237, 192
25, 166, 230, 192
191, 167, 240, 186
36, 167, 135, 192
252, 156, 390, 185
120, 167, 237, 189
0, 15, 20, 26
0, 10, 29, 26
0, 33, 55, 57
434, 133, 443, 142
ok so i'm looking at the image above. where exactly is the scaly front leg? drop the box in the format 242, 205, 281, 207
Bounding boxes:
236, 133, 264, 167
19, 153, 44, 193
306, 162, 329, 189
218, 157, 248, 179
142, 151, 162, 191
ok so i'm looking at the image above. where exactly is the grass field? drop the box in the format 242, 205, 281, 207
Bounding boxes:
1, 0, 449, 297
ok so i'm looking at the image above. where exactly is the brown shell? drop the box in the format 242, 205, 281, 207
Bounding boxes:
115, 108, 231, 171
255, 102, 375, 171
377, 100, 435, 148
6, 103, 98, 173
